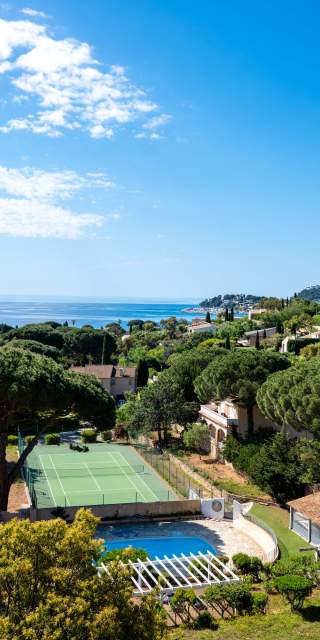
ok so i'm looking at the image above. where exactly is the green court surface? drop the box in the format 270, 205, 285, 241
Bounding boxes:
25, 443, 177, 508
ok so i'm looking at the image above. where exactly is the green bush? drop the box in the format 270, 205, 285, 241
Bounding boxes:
232, 553, 263, 581
101, 430, 112, 441
45, 433, 60, 445
25, 435, 35, 445
81, 429, 97, 443
252, 591, 268, 614
7, 435, 18, 445
100, 546, 148, 564
192, 611, 218, 630
205, 583, 253, 616
274, 574, 313, 610
182, 422, 211, 454
170, 588, 197, 625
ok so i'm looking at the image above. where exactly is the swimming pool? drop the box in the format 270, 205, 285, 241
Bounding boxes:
105, 536, 216, 559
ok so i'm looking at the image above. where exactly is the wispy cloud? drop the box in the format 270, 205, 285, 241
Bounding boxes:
0, 198, 103, 239
20, 7, 48, 19
142, 114, 171, 130
0, 16, 164, 138
0, 165, 116, 238
0, 166, 115, 200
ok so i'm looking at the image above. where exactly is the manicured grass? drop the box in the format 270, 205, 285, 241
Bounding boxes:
169, 592, 320, 640
249, 503, 308, 558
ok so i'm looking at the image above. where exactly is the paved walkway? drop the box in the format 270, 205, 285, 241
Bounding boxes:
102, 518, 264, 559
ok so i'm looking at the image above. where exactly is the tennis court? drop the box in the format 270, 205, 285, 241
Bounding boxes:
24, 443, 177, 508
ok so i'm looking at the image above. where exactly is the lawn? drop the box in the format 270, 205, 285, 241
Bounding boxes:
249, 503, 308, 558
169, 592, 320, 640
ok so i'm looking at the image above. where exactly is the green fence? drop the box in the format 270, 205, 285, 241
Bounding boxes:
133, 444, 214, 500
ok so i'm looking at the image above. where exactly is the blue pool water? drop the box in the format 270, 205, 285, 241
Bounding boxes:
104, 536, 216, 559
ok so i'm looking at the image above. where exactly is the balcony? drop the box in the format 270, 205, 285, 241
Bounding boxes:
199, 405, 239, 428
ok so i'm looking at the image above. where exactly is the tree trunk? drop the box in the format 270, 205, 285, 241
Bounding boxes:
0, 432, 10, 511
247, 405, 254, 437
157, 428, 162, 444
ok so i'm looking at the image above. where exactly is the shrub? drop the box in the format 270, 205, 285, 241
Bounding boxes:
271, 555, 320, 583
45, 433, 60, 445
182, 422, 211, 454
81, 429, 97, 443
192, 611, 218, 630
274, 574, 313, 610
205, 583, 253, 616
25, 435, 35, 445
252, 591, 268, 614
101, 430, 112, 441
7, 435, 18, 445
170, 588, 197, 625
232, 553, 263, 581
100, 546, 148, 564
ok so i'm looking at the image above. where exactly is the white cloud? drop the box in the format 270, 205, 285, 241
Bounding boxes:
0, 16, 164, 138
0, 165, 116, 238
143, 113, 171, 129
0, 198, 102, 239
0, 165, 115, 200
20, 8, 48, 19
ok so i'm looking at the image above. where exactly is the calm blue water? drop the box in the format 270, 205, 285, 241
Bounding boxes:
104, 536, 216, 559
0, 298, 203, 329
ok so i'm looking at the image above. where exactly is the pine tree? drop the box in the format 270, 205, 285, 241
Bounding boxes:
255, 331, 260, 350
225, 335, 231, 350
230, 306, 234, 322
225, 308, 229, 322
281, 298, 284, 308
263, 328, 267, 339
205, 311, 211, 323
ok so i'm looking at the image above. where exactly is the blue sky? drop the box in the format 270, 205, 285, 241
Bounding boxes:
0, 1, 319, 300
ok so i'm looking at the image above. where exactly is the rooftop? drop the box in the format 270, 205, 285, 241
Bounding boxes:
71, 364, 137, 379
288, 492, 320, 526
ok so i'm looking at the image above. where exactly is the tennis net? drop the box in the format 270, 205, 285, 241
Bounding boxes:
28, 463, 145, 479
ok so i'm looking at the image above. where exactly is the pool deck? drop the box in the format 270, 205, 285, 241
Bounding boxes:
98, 518, 263, 559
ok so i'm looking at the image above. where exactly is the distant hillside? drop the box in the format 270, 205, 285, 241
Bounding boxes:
199, 293, 263, 308
297, 285, 320, 301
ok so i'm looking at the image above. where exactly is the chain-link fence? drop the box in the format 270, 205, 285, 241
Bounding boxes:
133, 444, 215, 500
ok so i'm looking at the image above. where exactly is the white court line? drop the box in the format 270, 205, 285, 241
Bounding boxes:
112, 451, 158, 502
48, 455, 70, 506
38, 455, 57, 507
108, 451, 146, 502
84, 463, 103, 492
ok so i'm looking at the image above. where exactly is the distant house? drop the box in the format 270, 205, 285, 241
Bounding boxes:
199, 397, 277, 459
237, 327, 276, 347
187, 322, 217, 335
71, 364, 137, 399
248, 308, 267, 320
199, 396, 309, 460
288, 493, 320, 547
280, 332, 320, 353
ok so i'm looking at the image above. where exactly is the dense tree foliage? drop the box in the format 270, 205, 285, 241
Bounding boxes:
223, 432, 305, 501
1, 323, 116, 366
195, 350, 290, 433
182, 422, 211, 453
0, 347, 115, 509
0, 509, 166, 640
257, 359, 320, 435
128, 376, 198, 443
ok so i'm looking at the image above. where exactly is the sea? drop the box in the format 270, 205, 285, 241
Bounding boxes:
0, 297, 207, 330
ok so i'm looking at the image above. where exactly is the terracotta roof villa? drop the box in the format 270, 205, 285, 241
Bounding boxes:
288, 493, 320, 546
71, 364, 137, 399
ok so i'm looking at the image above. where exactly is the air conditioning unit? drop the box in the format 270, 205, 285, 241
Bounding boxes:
201, 498, 225, 520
